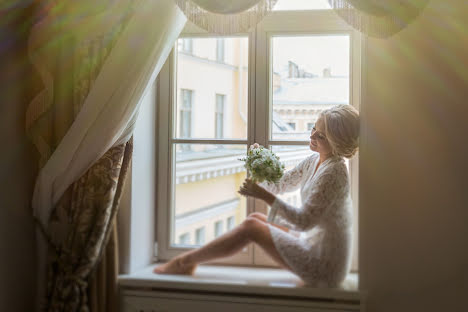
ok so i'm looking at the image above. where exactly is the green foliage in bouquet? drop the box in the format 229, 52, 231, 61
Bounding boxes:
239, 144, 285, 184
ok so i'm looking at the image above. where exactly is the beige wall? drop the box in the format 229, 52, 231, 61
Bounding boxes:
360, 0, 468, 311
0, 3, 38, 311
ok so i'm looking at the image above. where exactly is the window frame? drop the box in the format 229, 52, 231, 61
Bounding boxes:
157, 31, 256, 265
157, 10, 361, 270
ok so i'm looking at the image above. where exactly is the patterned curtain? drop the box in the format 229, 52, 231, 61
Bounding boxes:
45, 138, 132, 311
29, 14, 133, 312
27, 1, 186, 310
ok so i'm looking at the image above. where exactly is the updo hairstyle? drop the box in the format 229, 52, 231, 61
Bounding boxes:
319, 105, 359, 158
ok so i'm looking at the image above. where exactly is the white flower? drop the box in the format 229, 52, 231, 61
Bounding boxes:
250, 143, 260, 150
239, 144, 285, 183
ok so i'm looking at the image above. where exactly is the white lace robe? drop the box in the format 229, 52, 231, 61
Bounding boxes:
261, 152, 353, 287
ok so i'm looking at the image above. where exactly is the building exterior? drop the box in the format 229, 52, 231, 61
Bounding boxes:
172, 38, 348, 247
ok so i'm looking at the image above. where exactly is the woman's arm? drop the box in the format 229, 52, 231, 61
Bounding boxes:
269, 169, 348, 231
259, 154, 315, 195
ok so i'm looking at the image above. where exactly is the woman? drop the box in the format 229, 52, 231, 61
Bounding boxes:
154, 105, 359, 287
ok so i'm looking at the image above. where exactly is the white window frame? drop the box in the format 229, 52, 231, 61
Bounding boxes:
157, 10, 361, 270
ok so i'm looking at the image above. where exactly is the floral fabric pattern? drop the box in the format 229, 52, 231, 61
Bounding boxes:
40, 19, 132, 312
45, 139, 132, 312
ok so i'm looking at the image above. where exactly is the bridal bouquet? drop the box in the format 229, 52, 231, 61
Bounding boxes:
240, 143, 285, 184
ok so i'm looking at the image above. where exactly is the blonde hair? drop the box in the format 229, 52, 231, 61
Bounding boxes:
320, 105, 359, 158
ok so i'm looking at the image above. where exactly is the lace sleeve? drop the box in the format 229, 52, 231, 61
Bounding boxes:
260, 154, 315, 195
269, 167, 348, 231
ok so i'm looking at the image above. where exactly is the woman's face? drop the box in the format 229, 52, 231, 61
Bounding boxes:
309, 118, 333, 157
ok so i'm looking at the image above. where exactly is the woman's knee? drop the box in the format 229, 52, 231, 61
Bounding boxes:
247, 212, 267, 221
241, 217, 266, 240
242, 215, 262, 233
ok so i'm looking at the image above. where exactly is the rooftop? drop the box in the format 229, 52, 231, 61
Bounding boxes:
273, 77, 349, 105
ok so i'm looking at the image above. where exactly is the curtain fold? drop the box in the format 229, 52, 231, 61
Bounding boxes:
174, 0, 277, 34
328, 0, 429, 38
27, 0, 187, 310
87, 222, 119, 312
30, 0, 187, 233
45, 138, 132, 311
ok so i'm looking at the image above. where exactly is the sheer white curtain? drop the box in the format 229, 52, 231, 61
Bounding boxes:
29, 0, 186, 308
32, 0, 186, 230
328, 0, 429, 37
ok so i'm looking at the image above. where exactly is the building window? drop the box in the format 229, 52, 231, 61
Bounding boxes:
215, 94, 225, 138
227, 216, 236, 231
307, 122, 314, 131
214, 220, 224, 238
157, 12, 360, 270
178, 233, 191, 245
180, 38, 193, 53
195, 227, 206, 245
216, 38, 225, 62
179, 89, 193, 151
180, 89, 192, 139
286, 122, 296, 130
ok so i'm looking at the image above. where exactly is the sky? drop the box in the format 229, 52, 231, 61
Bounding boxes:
273, 0, 331, 11
273, 0, 349, 77
272, 35, 350, 77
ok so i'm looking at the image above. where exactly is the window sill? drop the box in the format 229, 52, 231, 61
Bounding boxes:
119, 264, 362, 303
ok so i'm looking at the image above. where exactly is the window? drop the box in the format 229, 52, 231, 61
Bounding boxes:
178, 233, 191, 245
227, 216, 236, 231
286, 122, 296, 130
179, 89, 193, 151
180, 38, 193, 53
157, 10, 360, 270
307, 122, 314, 131
214, 220, 224, 238
216, 38, 225, 62
195, 227, 206, 245
215, 94, 225, 138
179, 89, 192, 138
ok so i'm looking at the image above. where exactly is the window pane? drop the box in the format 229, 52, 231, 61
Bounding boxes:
180, 89, 193, 139
271, 35, 350, 141
176, 37, 249, 139
227, 216, 236, 231
269, 145, 312, 211
214, 220, 224, 238
178, 233, 191, 245
216, 38, 225, 62
273, 0, 331, 11
215, 94, 225, 138
195, 227, 206, 245
172, 144, 247, 247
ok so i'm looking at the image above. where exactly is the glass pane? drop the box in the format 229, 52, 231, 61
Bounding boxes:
269, 145, 312, 212
273, 0, 331, 11
176, 37, 249, 139
172, 144, 247, 247
271, 35, 350, 141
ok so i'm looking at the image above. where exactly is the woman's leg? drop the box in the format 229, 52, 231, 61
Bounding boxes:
154, 216, 290, 275
249, 212, 290, 233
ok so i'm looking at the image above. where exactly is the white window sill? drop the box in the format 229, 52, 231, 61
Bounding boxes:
119, 264, 362, 303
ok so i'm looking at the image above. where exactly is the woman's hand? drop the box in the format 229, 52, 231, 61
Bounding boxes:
238, 178, 275, 205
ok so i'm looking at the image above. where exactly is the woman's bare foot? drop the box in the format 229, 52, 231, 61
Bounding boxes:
153, 257, 196, 275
